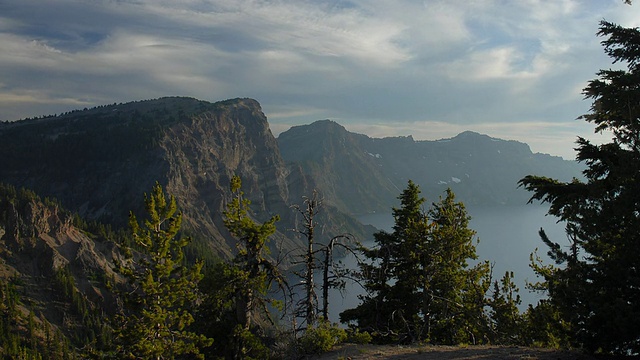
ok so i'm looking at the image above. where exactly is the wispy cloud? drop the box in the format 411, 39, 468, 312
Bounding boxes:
0, 0, 637, 157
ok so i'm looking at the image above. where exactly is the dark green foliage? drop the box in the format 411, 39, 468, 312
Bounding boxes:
52, 266, 112, 351
0, 277, 76, 359
183, 233, 222, 268
0, 183, 110, 358
194, 263, 238, 359
519, 21, 640, 354
487, 271, 523, 345
341, 182, 491, 345
0, 183, 63, 224
298, 319, 347, 354
222, 175, 281, 330
521, 299, 571, 349
345, 328, 372, 345
197, 175, 287, 359
196, 262, 272, 360
113, 182, 212, 359
74, 217, 130, 248
0, 97, 223, 232
0, 98, 205, 175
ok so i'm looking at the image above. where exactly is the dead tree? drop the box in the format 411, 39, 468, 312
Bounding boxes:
291, 191, 361, 327
320, 234, 359, 321
291, 190, 321, 328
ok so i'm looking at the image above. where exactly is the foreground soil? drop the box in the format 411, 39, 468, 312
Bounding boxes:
312, 344, 635, 360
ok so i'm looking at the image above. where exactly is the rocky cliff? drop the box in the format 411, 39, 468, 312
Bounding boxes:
276, 120, 399, 213
0, 98, 371, 260
278, 121, 584, 214
0, 184, 120, 348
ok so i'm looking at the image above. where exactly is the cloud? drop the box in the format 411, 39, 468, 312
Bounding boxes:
1, 0, 639, 157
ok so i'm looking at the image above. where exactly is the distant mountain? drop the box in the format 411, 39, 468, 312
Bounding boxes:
276, 120, 400, 213
0, 98, 371, 259
0, 97, 582, 258
278, 120, 583, 214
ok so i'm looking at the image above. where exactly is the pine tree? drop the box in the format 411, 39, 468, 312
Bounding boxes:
340, 181, 424, 342
113, 182, 212, 359
341, 182, 490, 344
520, 21, 640, 354
422, 189, 491, 344
214, 175, 287, 360
488, 271, 523, 345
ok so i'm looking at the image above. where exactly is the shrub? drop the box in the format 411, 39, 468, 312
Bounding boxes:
346, 328, 372, 344
299, 320, 347, 354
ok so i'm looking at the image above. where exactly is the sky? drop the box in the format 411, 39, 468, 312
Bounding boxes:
1, 1, 639, 159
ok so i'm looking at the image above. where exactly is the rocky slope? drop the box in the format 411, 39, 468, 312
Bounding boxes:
0, 98, 370, 259
0, 183, 120, 350
0, 192, 119, 285
278, 120, 584, 214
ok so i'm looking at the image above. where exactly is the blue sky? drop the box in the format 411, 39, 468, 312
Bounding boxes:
1, 0, 638, 158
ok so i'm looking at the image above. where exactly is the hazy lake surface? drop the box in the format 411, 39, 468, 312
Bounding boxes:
326, 204, 565, 322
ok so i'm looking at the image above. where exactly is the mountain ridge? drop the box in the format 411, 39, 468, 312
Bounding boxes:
0, 96, 583, 258
0, 97, 372, 260
278, 119, 582, 215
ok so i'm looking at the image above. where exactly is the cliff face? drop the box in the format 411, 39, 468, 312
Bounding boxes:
0, 184, 120, 313
278, 122, 584, 214
277, 120, 399, 213
154, 98, 297, 256
0, 98, 370, 259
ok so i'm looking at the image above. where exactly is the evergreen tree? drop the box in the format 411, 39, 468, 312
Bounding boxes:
520, 299, 571, 349
113, 182, 212, 359
199, 175, 287, 360
422, 189, 491, 344
488, 271, 523, 345
520, 21, 640, 354
341, 182, 490, 344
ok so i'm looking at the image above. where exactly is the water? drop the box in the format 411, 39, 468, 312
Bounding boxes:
325, 204, 566, 322
468, 204, 566, 307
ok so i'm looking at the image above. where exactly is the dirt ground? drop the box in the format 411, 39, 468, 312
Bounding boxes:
311, 344, 634, 360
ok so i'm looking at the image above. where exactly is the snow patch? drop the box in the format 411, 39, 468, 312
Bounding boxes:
366, 152, 382, 159
451, 177, 461, 183
438, 180, 448, 185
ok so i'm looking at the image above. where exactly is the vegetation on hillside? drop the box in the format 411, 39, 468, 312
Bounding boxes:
0, 179, 580, 358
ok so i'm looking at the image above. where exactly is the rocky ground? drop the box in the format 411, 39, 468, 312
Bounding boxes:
312, 344, 636, 360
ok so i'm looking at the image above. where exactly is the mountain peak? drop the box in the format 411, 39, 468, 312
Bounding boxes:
455, 130, 483, 137
301, 119, 348, 133
278, 120, 582, 212
0, 97, 297, 259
